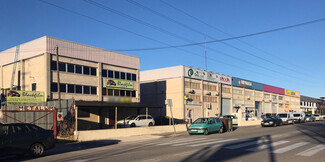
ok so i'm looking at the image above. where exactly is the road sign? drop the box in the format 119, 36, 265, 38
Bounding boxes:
57, 112, 63, 121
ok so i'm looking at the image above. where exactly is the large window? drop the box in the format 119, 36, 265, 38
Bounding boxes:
83, 66, 90, 75
59, 62, 66, 72
127, 73, 131, 80
76, 65, 82, 74
91, 67, 96, 76
132, 74, 136, 81
83, 86, 90, 94
51, 83, 58, 92
67, 64, 74, 73
76, 85, 82, 94
108, 70, 113, 78
102, 70, 107, 77
60, 84, 66, 93
68, 84, 74, 93
121, 72, 125, 80
115, 71, 120, 79
51, 61, 57, 70
91, 87, 97, 95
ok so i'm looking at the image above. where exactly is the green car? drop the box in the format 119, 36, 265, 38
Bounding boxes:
188, 117, 224, 135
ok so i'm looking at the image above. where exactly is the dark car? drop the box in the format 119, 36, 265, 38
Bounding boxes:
8, 91, 20, 97
261, 114, 283, 127
0, 123, 55, 157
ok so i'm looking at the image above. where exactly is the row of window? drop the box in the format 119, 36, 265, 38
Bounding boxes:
102, 88, 136, 97
51, 83, 97, 95
203, 96, 218, 103
51, 61, 97, 76
102, 69, 137, 81
185, 81, 201, 89
203, 84, 217, 91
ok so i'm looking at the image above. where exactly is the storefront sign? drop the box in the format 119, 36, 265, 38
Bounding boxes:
184, 66, 231, 85
285, 89, 300, 98
208, 72, 232, 85
185, 100, 202, 105
7, 90, 45, 106
184, 66, 207, 80
17, 106, 55, 111
106, 79, 134, 90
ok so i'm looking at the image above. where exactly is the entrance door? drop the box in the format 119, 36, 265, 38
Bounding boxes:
222, 98, 231, 116
189, 110, 194, 123
264, 102, 271, 114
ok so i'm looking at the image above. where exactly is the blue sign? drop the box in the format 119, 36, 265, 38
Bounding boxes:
232, 77, 264, 91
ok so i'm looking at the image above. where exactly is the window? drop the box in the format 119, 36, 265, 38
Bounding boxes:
108, 89, 113, 96
279, 96, 283, 100
126, 91, 131, 97
233, 89, 242, 95
222, 87, 231, 93
32, 83, 36, 91
264, 94, 270, 98
76, 65, 82, 74
102, 88, 107, 95
78, 108, 90, 118
59, 62, 66, 72
121, 72, 125, 80
114, 90, 120, 96
102, 69, 107, 77
132, 91, 136, 97
68, 84, 74, 93
127, 73, 131, 80
51, 61, 57, 70
91, 87, 97, 95
115, 71, 120, 79
120, 90, 125, 96
51, 83, 58, 92
91, 68, 96, 76
83, 66, 90, 75
108, 70, 113, 78
60, 84, 66, 93
84, 86, 90, 94
132, 74, 136, 81
67, 64, 74, 73
76, 85, 82, 94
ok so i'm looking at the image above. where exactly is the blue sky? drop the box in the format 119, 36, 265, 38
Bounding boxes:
1, 0, 324, 98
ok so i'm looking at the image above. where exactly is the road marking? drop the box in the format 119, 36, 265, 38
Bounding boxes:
273, 142, 310, 154
246, 141, 289, 152
225, 139, 270, 149
157, 138, 208, 145
141, 158, 161, 162
209, 138, 254, 148
189, 139, 237, 147
172, 138, 222, 146
296, 144, 325, 156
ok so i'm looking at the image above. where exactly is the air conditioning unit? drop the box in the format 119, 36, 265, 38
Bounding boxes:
189, 90, 195, 94
207, 103, 212, 109
206, 92, 211, 96
215, 92, 219, 96
247, 96, 251, 100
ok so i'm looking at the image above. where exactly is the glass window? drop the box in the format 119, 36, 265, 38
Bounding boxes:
127, 73, 131, 80
76, 85, 82, 94
91, 68, 96, 76
76, 65, 82, 74
115, 71, 120, 79
67, 64, 74, 73
84, 86, 90, 94
91, 87, 97, 95
51, 61, 57, 70
32, 83, 36, 91
59, 62, 66, 72
120, 90, 125, 96
51, 83, 58, 92
108, 89, 113, 96
126, 91, 131, 97
132, 74, 136, 81
83, 66, 90, 75
121, 72, 125, 80
114, 90, 120, 96
102, 88, 107, 95
102, 69, 107, 77
132, 91, 136, 97
108, 70, 113, 78
60, 84, 66, 93
68, 84, 74, 93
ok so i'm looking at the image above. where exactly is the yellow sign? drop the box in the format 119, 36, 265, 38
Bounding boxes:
285, 104, 290, 112
106, 79, 134, 90
285, 89, 300, 98
7, 90, 45, 105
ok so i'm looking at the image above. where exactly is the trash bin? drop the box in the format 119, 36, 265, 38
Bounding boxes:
227, 118, 233, 131
220, 118, 228, 132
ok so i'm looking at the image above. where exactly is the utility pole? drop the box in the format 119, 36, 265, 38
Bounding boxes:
205, 35, 207, 71
55, 46, 62, 112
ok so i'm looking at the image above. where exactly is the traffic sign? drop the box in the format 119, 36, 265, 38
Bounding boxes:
57, 112, 63, 121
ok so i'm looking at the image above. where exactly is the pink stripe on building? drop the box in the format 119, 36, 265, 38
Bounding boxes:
264, 84, 285, 95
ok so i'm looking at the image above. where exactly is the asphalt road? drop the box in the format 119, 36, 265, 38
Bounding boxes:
4, 121, 325, 162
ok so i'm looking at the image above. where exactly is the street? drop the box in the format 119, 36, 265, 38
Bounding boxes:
4, 121, 325, 162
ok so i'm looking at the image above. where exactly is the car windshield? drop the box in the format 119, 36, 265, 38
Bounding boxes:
306, 114, 311, 117
192, 118, 208, 124
125, 115, 137, 120
314, 114, 319, 117
278, 114, 288, 118
293, 114, 300, 117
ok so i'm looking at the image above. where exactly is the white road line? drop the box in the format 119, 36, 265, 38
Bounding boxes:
209, 138, 254, 148
246, 140, 290, 152
156, 138, 208, 145
141, 158, 161, 162
225, 139, 270, 149
172, 138, 222, 146
189, 139, 237, 147
296, 144, 325, 156
273, 142, 310, 154
143, 138, 199, 146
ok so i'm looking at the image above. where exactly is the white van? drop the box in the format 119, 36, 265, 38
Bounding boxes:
293, 112, 305, 123
277, 112, 294, 125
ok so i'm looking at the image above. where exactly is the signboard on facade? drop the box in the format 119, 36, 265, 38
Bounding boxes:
232, 77, 264, 91
185, 100, 202, 105
7, 90, 45, 106
106, 79, 134, 90
17, 106, 55, 111
184, 66, 231, 85
285, 89, 300, 98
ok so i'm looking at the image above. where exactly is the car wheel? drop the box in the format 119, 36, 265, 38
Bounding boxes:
280, 122, 283, 126
219, 127, 223, 134
204, 129, 209, 135
148, 122, 153, 126
273, 123, 277, 127
188, 133, 193, 135
30, 143, 44, 157
130, 123, 136, 127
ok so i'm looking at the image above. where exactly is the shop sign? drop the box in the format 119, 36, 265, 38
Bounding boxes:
106, 79, 134, 90
7, 90, 45, 106
17, 106, 55, 111
208, 72, 231, 85
285, 89, 300, 98
185, 100, 202, 105
184, 66, 207, 80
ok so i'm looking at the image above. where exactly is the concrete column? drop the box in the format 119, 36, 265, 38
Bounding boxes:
21, 59, 26, 91
98, 63, 102, 102
44, 53, 50, 101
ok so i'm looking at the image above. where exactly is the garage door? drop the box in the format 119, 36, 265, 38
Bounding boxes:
222, 98, 231, 115
264, 102, 271, 113
272, 103, 277, 114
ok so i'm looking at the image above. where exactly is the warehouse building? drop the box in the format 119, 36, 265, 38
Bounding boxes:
140, 65, 301, 123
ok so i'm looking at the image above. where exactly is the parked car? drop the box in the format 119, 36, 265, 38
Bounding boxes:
305, 114, 316, 122
261, 114, 282, 127
277, 112, 294, 125
222, 115, 238, 125
0, 123, 55, 157
117, 115, 155, 127
313, 114, 323, 121
188, 117, 223, 135
293, 112, 305, 123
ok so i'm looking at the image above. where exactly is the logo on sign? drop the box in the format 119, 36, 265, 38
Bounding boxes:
57, 112, 63, 121
220, 77, 230, 83
188, 69, 194, 76
238, 79, 252, 87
